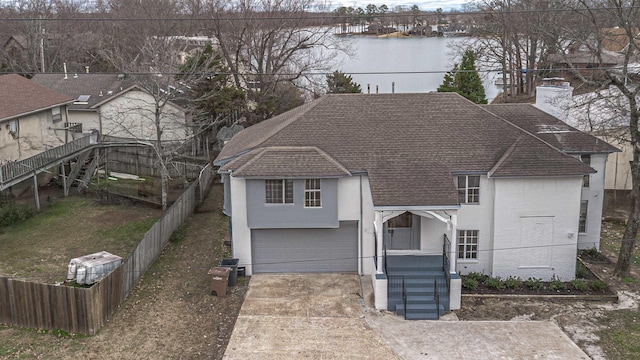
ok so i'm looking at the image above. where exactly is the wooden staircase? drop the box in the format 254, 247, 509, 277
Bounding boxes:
387, 255, 449, 320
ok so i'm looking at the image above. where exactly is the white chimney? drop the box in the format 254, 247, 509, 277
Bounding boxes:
535, 78, 573, 122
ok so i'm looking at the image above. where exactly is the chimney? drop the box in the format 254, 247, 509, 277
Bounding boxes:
63, 62, 68, 79
535, 77, 573, 122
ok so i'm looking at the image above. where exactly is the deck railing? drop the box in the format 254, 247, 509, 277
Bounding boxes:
0, 136, 92, 186
434, 278, 440, 320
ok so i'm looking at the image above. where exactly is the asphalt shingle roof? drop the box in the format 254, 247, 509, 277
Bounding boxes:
31, 73, 137, 110
216, 93, 600, 207
484, 104, 620, 154
0, 74, 74, 122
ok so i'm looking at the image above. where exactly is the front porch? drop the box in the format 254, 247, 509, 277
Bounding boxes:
386, 255, 450, 320
371, 209, 462, 318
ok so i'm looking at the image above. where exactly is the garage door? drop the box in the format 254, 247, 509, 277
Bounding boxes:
252, 221, 358, 273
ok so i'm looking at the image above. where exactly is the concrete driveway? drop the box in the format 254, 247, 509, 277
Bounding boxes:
224, 274, 590, 360
223, 273, 398, 359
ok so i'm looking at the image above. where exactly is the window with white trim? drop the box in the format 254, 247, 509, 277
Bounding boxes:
265, 179, 293, 204
457, 175, 480, 204
458, 230, 478, 260
580, 154, 591, 187
51, 107, 62, 123
579, 201, 588, 233
304, 179, 321, 207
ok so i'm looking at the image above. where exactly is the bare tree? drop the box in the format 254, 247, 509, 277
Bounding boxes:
467, 0, 565, 101
205, 0, 351, 121
100, 36, 217, 209
550, 0, 640, 277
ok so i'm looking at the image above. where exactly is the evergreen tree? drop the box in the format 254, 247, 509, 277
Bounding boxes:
326, 71, 362, 94
437, 49, 487, 104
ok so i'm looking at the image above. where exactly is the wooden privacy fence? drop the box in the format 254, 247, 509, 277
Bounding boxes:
0, 163, 215, 335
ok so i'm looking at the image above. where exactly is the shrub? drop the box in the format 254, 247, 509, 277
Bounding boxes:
485, 276, 506, 290
466, 272, 488, 283
582, 247, 599, 257
575, 261, 589, 279
504, 276, 522, 290
462, 276, 479, 291
590, 280, 608, 291
0, 204, 34, 227
571, 279, 589, 292
525, 277, 543, 291
550, 275, 567, 291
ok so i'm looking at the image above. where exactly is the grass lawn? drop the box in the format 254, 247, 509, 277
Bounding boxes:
0, 196, 160, 284
596, 220, 640, 360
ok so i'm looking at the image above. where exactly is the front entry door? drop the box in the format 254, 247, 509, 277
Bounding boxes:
384, 212, 420, 250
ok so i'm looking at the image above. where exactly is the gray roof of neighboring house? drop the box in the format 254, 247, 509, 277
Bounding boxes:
31, 73, 137, 111
484, 104, 619, 154
215, 93, 597, 207
0, 74, 74, 122
547, 52, 623, 65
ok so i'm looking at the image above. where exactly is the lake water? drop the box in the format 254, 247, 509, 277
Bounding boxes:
334, 36, 500, 102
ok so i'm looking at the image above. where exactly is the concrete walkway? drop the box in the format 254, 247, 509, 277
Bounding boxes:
224, 274, 590, 360
366, 312, 590, 360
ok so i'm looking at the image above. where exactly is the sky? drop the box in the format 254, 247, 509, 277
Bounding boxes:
329, 1, 471, 11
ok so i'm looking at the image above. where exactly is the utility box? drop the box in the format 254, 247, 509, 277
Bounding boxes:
208, 267, 231, 297
67, 251, 122, 285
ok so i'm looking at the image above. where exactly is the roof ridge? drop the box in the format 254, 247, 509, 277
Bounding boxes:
232, 148, 267, 175
488, 136, 522, 177
310, 146, 351, 176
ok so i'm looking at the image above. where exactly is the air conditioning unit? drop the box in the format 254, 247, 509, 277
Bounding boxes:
66, 251, 122, 285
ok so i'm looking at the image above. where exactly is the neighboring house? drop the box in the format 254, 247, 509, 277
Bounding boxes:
536, 79, 632, 207
32, 73, 189, 142
0, 74, 74, 162
214, 92, 616, 318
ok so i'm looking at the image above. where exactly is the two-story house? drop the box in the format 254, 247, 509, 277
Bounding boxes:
32, 73, 189, 142
0, 74, 74, 162
214, 92, 617, 320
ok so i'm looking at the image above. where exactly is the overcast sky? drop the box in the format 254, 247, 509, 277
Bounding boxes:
329, 1, 471, 11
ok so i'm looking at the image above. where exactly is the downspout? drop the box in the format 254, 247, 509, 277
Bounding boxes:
359, 174, 363, 275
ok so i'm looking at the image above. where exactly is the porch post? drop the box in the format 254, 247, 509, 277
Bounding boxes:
449, 214, 457, 273
375, 210, 384, 274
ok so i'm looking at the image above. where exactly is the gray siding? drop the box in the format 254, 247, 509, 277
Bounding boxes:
251, 221, 358, 273
246, 178, 338, 229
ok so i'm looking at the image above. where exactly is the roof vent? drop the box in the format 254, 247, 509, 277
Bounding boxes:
537, 124, 570, 134
117, 73, 125, 80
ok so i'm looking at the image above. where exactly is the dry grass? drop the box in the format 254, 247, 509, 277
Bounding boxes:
0, 196, 160, 284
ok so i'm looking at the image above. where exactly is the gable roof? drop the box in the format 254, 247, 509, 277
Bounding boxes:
215, 93, 595, 207
0, 74, 74, 122
484, 104, 619, 154
225, 146, 351, 178
31, 73, 137, 111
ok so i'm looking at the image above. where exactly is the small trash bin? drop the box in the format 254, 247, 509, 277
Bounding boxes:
208, 267, 231, 297
218, 258, 239, 286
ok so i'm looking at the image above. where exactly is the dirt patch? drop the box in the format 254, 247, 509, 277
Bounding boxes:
0, 184, 247, 359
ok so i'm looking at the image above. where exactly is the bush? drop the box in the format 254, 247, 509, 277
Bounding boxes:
466, 272, 488, 283
590, 280, 608, 291
504, 276, 522, 290
0, 204, 34, 227
549, 275, 567, 291
462, 276, 479, 291
525, 277, 543, 291
571, 279, 589, 292
575, 261, 589, 279
582, 247, 599, 257
485, 276, 506, 290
